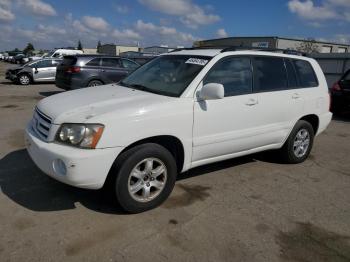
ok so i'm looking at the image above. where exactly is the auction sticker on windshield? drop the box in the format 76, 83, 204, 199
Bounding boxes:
185, 58, 208, 66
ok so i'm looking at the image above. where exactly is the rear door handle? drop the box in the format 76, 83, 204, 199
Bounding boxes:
245, 98, 258, 106
292, 93, 301, 99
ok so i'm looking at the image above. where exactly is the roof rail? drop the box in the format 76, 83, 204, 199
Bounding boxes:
220, 46, 306, 56
169, 46, 306, 56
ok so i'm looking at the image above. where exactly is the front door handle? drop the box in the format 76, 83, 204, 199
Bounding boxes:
292, 93, 301, 99
245, 98, 258, 106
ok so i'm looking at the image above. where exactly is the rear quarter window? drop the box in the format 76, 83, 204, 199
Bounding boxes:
293, 60, 318, 87
86, 58, 101, 66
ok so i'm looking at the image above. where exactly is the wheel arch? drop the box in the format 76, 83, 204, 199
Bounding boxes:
118, 135, 185, 173
103, 135, 185, 190
86, 77, 104, 86
299, 114, 319, 135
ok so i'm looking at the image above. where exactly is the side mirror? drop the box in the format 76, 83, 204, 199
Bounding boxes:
198, 83, 224, 100
34, 67, 38, 73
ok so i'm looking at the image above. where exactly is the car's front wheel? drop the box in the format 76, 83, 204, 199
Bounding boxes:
280, 120, 314, 164
112, 143, 177, 213
18, 74, 31, 85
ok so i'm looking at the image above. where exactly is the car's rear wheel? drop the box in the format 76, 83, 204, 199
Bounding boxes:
87, 80, 103, 87
111, 143, 177, 213
280, 120, 314, 164
18, 74, 31, 85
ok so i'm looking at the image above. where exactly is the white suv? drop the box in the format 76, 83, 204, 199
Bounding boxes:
25, 48, 332, 213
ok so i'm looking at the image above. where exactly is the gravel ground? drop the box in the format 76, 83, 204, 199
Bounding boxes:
0, 61, 349, 262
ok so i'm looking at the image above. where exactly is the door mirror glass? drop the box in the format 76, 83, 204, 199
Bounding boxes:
199, 83, 224, 100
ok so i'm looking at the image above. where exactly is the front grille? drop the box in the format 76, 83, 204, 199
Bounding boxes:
32, 107, 52, 141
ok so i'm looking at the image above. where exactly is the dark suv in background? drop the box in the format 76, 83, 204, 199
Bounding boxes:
55, 55, 140, 90
331, 69, 350, 113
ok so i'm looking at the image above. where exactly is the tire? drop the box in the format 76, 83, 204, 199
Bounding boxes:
87, 80, 103, 87
280, 120, 314, 164
18, 74, 31, 85
111, 143, 177, 213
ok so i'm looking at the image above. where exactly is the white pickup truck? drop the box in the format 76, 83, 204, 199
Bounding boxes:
25, 48, 332, 213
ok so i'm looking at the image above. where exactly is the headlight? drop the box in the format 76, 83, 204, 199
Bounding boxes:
56, 124, 104, 149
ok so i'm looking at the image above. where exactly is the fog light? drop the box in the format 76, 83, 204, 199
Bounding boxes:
53, 159, 67, 176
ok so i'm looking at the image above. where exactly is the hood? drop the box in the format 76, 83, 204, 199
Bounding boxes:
37, 84, 172, 124
8, 65, 24, 72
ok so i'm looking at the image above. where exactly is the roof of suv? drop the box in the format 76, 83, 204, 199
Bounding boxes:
166, 48, 311, 61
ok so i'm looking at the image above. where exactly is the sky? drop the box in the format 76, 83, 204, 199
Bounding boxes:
0, 0, 349, 51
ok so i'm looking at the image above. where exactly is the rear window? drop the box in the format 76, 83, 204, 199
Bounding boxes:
62, 56, 77, 66
253, 56, 288, 92
293, 60, 318, 87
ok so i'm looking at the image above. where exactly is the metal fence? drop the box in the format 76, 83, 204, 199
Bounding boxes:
309, 53, 350, 88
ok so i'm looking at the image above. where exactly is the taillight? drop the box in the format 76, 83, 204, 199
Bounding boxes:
331, 82, 341, 91
66, 66, 80, 73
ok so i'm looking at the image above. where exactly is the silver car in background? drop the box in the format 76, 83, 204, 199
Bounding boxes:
6, 58, 62, 85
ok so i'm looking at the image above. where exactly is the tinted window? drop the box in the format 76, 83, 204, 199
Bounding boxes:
86, 58, 101, 66
293, 60, 318, 87
102, 58, 120, 67
121, 59, 139, 70
34, 60, 53, 68
204, 57, 252, 97
343, 70, 350, 81
253, 57, 288, 92
285, 59, 298, 88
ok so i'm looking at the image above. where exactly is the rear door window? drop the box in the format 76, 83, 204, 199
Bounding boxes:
285, 59, 298, 88
102, 58, 120, 68
86, 58, 101, 67
253, 56, 288, 92
293, 60, 318, 87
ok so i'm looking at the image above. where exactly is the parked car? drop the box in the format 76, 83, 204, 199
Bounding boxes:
55, 55, 140, 90
6, 56, 13, 62
25, 49, 332, 213
6, 58, 62, 85
330, 69, 350, 113
12, 54, 25, 64
28, 49, 83, 62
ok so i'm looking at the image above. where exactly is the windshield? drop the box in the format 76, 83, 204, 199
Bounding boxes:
119, 55, 211, 97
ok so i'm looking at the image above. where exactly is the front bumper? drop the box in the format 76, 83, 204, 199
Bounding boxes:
5, 71, 17, 81
25, 124, 124, 189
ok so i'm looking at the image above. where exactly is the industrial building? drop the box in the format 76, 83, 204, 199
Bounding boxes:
309, 53, 350, 87
194, 36, 350, 53
82, 48, 98, 54
99, 44, 139, 56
